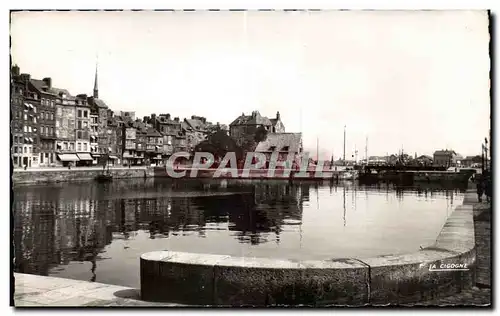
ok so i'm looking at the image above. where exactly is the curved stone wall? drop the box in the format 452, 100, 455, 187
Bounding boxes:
140, 203, 476, 306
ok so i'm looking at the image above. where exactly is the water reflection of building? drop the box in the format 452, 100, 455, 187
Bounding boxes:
14, 185, 114, 279
225, 183, 306, 245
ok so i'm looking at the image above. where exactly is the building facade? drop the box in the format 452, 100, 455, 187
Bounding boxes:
254, 133, 303, 168
74, 94, 93, 166
433, 150, 458, 167
11, 66, 38, 168
183, 116, 212, 153
145, 128, 163, 165
29, 77, 57, 167
229, 111, 285, 147
122, 125, 137, 166
54, 89, 79, 166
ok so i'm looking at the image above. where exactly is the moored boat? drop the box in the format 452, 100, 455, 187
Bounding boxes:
95, 173, 113, 182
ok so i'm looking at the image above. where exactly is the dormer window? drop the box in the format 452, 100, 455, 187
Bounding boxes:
269, 146, 276, 151
283, 146, 290, 152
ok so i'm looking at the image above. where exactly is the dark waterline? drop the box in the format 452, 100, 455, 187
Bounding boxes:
13, 178, 465, 288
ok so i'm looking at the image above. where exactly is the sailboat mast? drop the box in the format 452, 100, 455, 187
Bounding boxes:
316, 137, 319, 162
365, 136, 368, 163
343, 125, 346, 164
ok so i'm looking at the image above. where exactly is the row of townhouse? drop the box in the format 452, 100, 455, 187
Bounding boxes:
11, 64, 303, 168
10, 64, 219, 168
11, 64, 127, 168
118, 114, 215, 166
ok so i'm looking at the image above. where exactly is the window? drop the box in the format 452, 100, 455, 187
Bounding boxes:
13, 157, 17, 165
28, 147, 31, 153
40, 153, 44, 163
33, 117, 37, 124
28, 126, 31, 133
50, 127, 53, 135
23, 126, 27, 132
83, 143, 87, 151
50, 113, 54, 120
63, 142, 68, 150
51, 100, 55, 107
24, 147, 27, 153
24, 114, 27, 121
13, 147, 17, 153
70, 143, 75, 151
77, 143, 81, 151
78, 110, 82, 118
41, 99, 45, 105
77, 121, 82, 129
84, 111, 88, 118
83, 121, 88, 128
15, 111, 19, 119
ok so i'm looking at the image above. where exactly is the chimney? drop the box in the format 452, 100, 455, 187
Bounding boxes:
276, 111, 280, 120
191, 115, 195, 119
174, 117, 179, 122
241, 112, 245, 116
43, 77, 52, 89
20, 73, 31, 82
11, 65, 20, 77
251, 111, 256, 119
166, 113, 171, 120
202, 117, 206, 123
151, 114, 156, 122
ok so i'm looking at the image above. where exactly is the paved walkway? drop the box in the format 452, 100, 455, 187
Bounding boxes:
418, 194, 491, 306
13, 273, 182, 307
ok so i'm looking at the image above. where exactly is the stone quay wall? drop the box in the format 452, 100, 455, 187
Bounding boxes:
12, 167, 154, 185
140, 196, 476, 306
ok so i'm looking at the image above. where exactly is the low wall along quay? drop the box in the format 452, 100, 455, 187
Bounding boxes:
140, 196, 477, 306
12, 167, 152, 185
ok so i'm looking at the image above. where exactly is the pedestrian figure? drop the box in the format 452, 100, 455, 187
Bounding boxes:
476, 178, 484, 202
485, 177, 492, 203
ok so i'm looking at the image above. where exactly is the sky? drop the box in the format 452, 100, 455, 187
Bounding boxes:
10, 10, 490, 159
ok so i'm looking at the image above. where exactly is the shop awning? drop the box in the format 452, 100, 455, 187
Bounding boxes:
109, 155, 119, 160
77, 153, 93, 161
58, 154, 80, 162
123, 153, 134, 158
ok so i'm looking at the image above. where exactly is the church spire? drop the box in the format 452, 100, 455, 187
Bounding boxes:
93, 60, 99, 99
